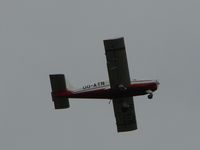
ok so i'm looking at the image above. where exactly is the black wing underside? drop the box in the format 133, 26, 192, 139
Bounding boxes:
112, 97, 137, 132
104, 37, 137, 132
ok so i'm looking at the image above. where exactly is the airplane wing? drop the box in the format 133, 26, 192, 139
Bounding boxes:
104, 37, 137, 132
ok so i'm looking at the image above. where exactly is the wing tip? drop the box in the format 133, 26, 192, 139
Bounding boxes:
104, 37, 125, 51
117, 123, 137, 132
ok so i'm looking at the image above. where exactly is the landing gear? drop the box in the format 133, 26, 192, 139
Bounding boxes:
147, 93, 153, 99
118, 84, 127, 91
146, 90, 153, 99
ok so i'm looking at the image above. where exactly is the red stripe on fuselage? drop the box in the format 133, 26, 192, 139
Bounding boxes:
53, 81, 158, 99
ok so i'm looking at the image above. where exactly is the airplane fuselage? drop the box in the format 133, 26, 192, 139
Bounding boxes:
53, 80, 159, 99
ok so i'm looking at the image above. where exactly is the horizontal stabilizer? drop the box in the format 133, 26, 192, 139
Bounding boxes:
49, 74, 70, 109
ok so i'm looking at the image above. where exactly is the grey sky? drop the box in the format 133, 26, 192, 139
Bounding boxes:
0, 0, 200, 149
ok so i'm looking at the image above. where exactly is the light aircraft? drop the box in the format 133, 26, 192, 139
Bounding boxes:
49, 37, 159, 132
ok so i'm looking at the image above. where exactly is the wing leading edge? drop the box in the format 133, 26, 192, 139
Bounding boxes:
104, 37, 137, 132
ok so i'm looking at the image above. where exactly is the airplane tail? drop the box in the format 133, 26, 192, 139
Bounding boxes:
49, 74, 70, 109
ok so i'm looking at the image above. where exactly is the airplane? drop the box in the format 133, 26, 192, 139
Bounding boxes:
49, 37, 159, 132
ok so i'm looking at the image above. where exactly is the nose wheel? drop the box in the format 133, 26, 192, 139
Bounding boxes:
146, 90, 153, 99
147, 93, 153, 99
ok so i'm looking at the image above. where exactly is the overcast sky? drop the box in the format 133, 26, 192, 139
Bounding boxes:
0, 0, 200, 149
